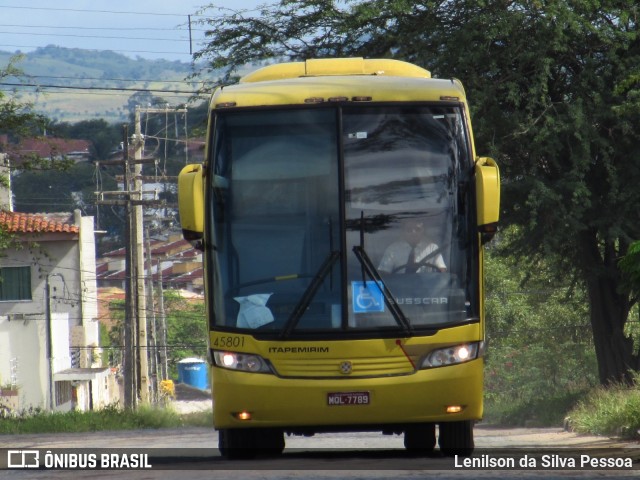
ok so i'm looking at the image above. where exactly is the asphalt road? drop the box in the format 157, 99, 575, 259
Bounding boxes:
0, 425, 639, 479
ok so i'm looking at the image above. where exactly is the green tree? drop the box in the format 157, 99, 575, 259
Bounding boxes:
0, 55, 50, 250
11, 162, 123, 241
163, 292, 208, 379
620, 241, 640, 300
0, 56, 48, 138
484, 230, 597, 424
194, 0, 640, 384
48, 119, 122, 160
106, 292, 207, 380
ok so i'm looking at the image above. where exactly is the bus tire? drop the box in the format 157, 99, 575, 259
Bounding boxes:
218, 428, 285, 459
218, 429, 255, 459
438, 420, 474, 457
403, 424, 436, 453
260, 428, 286, 456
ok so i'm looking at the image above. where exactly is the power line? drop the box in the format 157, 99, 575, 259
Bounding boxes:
21, 75, 197, 85
0, 81, 198, 95
0, 24, 208, 41
0, 5, 200, 17
0, 30, 190, 43
0, 44, 197, 57
0, 23, 202, 32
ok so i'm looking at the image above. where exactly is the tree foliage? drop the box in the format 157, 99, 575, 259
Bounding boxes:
0, 56, 48, 139
106, 292, 207, 381
47, 119, 121, 160
620, 240, 640, 300
484, 230, 597, 424
194, 0, 640, 384
163, 292, 208, 379
0, 55, 52, 249
1, 56, 79, 172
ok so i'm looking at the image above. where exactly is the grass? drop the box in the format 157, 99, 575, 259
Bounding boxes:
0, 403, 212, 435
483, 391, 587, 428
3, 385, 640, 439
484, 381, 640, 440
567, 381, 640, 439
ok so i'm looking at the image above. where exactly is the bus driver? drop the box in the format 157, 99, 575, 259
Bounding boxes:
378, 219, 447, 274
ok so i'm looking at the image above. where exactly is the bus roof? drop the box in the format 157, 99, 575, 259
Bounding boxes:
211, 58, 467, 109
241, 58, 431, 82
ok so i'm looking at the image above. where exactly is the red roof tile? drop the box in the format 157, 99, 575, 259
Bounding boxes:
0, 211, 79, 234
7, 137, 91, 160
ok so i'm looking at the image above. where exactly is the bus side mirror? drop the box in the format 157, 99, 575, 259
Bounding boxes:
178, 163, 205, 249
475, 157, 500, 244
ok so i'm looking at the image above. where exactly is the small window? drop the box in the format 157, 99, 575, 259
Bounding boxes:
55, 380, 72, 406
0, 266, 32, 301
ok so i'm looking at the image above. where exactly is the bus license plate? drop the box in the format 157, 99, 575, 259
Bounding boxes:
327, 392, 370, 406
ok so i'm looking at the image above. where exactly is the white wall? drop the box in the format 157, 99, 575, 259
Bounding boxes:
0, 313, 47, 409
78, 212, 100, 364
0, 214, 99, 410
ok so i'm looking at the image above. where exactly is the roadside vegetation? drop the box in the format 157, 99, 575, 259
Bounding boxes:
0, 404, 211, 434
483, 232, 640, 435
567, 374, 640, 440
0, 289, 211, 435
105, 290, 208, 380
483, 229, 599, 427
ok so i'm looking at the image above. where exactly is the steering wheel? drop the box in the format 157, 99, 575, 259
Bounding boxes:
392, 246, 446, 274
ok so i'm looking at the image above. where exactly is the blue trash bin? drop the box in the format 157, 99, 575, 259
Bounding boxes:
177, 358, 208, 390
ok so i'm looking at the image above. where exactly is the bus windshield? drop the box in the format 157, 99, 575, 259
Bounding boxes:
209, 105, 477, 336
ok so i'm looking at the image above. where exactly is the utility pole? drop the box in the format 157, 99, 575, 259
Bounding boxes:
134, 105, 183, 384
96, 106, 184, 405
123, 126, 137, 410
133, 107, 150, 405
44, 275, 56, 411
145, 227, 158, 402
96, 124, 161, 409
157, 257, 168, 380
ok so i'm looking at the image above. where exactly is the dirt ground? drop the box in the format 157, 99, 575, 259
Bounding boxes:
171, 383, 211, 414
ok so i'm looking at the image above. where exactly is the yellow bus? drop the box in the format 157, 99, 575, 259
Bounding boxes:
178, 58, 500, 458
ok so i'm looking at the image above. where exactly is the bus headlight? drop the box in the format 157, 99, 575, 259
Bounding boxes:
212, 350, 273, 374
421, 342, 483, 369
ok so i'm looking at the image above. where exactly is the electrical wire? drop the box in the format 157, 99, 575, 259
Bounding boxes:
0, 43, 197, 56
0, 30, 191, 43
0, 81, 198, 95
0, 3, 212, 58
0, 5, 206, 17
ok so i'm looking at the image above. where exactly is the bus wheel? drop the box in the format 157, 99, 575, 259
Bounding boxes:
259, 428, 285, 456
218, 429, 255, 459
218, 428, 285, 459
438, 420, 474, 457
403, 424, 436, 454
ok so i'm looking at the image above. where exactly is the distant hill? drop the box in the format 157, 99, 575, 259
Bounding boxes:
0, 46, 204, 123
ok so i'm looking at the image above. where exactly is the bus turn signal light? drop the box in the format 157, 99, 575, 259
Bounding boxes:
234, 411, 252, 421
446, 405, 464, 414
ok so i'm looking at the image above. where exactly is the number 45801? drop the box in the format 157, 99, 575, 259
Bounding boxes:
212, 336, 245, 348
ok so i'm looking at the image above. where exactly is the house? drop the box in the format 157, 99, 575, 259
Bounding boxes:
1, 135, 92, 165
96, 234, 203, 295
0, 208, 117, 412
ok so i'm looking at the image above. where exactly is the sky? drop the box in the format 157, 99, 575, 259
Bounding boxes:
0, 1, 265, 62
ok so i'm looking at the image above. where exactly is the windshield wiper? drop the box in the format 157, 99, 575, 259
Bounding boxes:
280, 251, 340, 338
352, 245, 413, 336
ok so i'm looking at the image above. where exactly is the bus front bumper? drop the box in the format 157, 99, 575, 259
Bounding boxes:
212, 358, 483, 430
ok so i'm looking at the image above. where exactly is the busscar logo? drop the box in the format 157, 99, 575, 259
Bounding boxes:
7, 450, 40, 468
